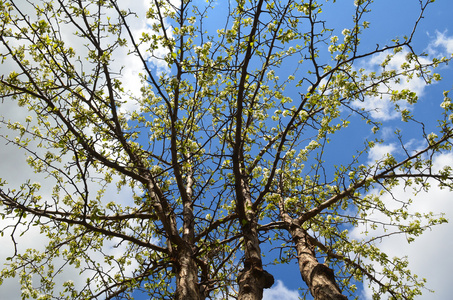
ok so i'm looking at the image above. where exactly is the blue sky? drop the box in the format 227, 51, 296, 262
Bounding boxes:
1, 0, 453, 299
133, 1, 453, 299
258, 1, 453, 299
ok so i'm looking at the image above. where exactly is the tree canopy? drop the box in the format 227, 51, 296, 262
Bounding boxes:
1, 0, 452, 299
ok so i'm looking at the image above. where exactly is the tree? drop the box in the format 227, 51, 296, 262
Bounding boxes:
0, 0, 452, 299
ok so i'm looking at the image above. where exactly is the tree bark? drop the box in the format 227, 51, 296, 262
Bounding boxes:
175, 247, 202, 300
237, 219, 274, 300
290, 224, 347, 300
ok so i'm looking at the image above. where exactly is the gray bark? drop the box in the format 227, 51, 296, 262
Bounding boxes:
175, 247, 202, 300
291, 225, 347, 300
237, 219, 274, 300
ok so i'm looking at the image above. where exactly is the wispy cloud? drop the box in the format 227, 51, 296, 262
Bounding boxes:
353, 31, 453, 121
352, 51, 430, 121
427, 30, 453, 57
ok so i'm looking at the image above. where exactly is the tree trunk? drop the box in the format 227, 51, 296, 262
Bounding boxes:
237, 220, 274, 300
175, 247, 201, 300
290, 225, 347, 300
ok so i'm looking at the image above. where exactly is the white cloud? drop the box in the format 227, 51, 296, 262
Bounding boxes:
0, 224, 142, 299
0, 135, 143, 299
353, 31, 453, 121
368, 143, 397, 163
353, 51, 430, 121
0, 1, 161, 298
427, 31, 453, 57
263, 280, 300, 300
351, 152, 453, 299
